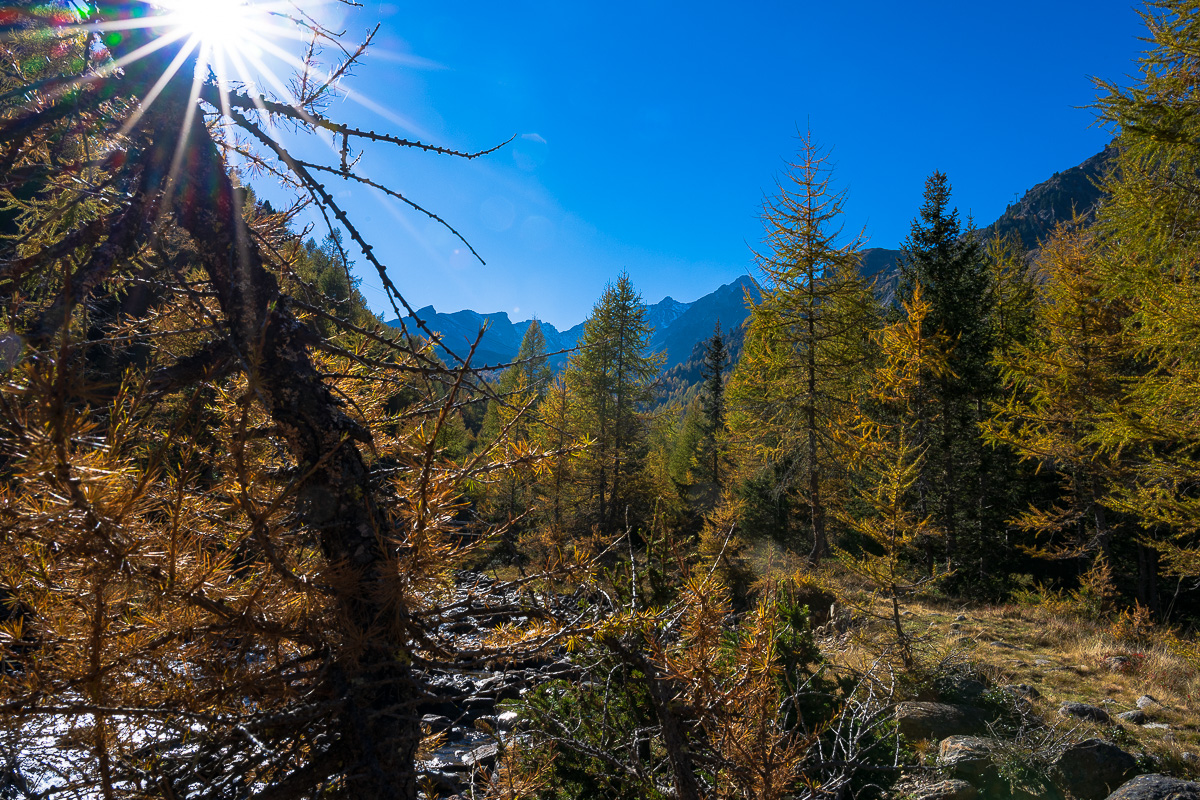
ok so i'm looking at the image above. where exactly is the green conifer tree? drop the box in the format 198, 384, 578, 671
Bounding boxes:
898, 172, 994, 575
699, 321, 728, 484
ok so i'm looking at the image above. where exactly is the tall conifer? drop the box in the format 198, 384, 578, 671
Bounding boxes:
728, 132, 877, 563
567, 273, 663, 532
899, 172, 994, 574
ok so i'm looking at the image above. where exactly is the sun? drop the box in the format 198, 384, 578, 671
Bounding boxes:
155, 0, 261, 52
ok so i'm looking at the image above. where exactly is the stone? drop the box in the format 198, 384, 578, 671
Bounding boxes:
422, 713, 453, 733
461, 742, 499, 769
911, 779, 979, 800
497, 710, 521, 731
1142, 722, 1170, 730
1116, 709, 1148, 724
956, 614, 968, 621
1136, 694, 1160, 710
1103, 774, 1200, 800
941, 675, 987, 703
895, 702, 988, 742
938, 736, 999, 783
1050, 738, 1137, 800
421, 769, 465, 795
1004, 683, 1041, 700
1059, 701, 1111, 723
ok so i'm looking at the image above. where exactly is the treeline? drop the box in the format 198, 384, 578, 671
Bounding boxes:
462, 8, 1200, 623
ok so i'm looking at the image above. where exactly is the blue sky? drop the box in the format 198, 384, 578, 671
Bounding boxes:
266, 1, 1146, 329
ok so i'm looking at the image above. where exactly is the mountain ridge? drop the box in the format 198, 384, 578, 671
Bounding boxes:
388, 274, 760, 372
387, 144, 1114, 376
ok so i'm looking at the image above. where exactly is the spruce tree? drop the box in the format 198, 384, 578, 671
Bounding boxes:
699, 321, 728, 484
898, 172, 995, 577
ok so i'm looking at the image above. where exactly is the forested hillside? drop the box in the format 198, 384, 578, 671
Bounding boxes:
2, 2, 1200, 799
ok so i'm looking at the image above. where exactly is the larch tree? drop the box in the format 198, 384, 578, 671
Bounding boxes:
728, 131, 877, 564
566, 273, 663, 533
982, 225, 1133, 571
0, 3, 581, 796
837, 286, 954, 668
1085, 0, 1200, 604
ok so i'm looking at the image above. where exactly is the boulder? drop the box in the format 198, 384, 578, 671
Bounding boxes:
1116, 709, 1148, 724
938, 735, 999, 783
1136, 695, 1160, 710
1059, 701, 1111, 724
896, 702, 988, 742
1104, 774, 1200, 800
1050, 738, 1137, 800
911, 779, 979, 800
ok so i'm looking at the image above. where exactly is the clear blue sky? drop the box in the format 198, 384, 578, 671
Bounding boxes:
271, 1, 1146, 329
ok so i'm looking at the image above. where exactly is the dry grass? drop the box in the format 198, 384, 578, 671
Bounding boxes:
807, 577, 1200, 779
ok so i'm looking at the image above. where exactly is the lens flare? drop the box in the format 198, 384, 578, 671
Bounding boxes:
157, 0, 258, 51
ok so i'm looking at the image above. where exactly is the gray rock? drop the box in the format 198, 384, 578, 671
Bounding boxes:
942, 676, 987, 702
1051, 738, 1137, 800
1136, 694, 1160, 710
462, 742, 499, 769
1059, 701, 1111, 723
422, 714, 453, 733
1116, 709, 1148, 724
896, 702, 988, 742
955, 614, 968, 621
1104, 774, 1200, 800
1142, 722, 1170, 730
911, 779, 979, 800
420, 769, 465, 794
938, 735, 999, 783
497, 710, 521, 731
1004, 683, 1041, 700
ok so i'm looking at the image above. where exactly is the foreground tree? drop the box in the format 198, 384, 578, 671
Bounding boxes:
1085, 0, 1200, 604
0, 3, 577, 796
837, 287, 953, 668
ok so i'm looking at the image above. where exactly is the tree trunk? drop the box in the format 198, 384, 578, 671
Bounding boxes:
104, 25, 422, 796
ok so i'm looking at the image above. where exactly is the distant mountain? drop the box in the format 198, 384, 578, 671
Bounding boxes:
386, 146, 1114, 386
385, 274, 760, 372
650, 275, 760, 371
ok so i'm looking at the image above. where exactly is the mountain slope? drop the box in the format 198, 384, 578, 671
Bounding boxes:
984, 144, 1115, 250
